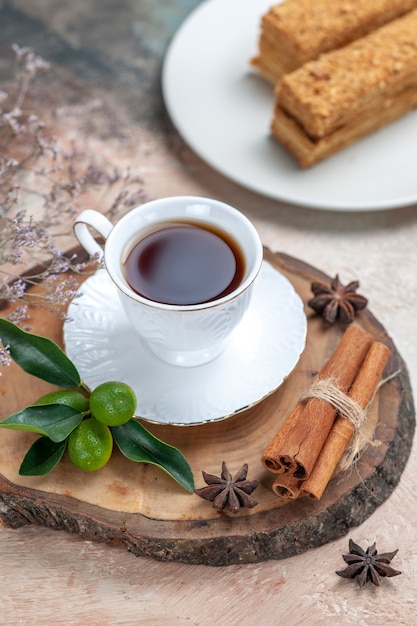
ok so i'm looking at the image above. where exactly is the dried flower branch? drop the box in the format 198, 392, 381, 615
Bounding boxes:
0, 44, 147, 330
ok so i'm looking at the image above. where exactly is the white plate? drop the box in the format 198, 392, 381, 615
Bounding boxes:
63, 262, 307, 426
162, 0, 417, 211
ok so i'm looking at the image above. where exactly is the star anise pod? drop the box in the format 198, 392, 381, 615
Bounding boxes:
194, 462, 259, 514
336, 539, 401, 587
308, 274, 368, 324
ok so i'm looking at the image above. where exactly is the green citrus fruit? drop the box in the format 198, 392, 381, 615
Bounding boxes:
89, 381, 136, 426
68, 418, 113, 471
34, 389, 89, 413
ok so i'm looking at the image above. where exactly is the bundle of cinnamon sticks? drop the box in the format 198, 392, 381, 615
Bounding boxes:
261, 325, 391, 500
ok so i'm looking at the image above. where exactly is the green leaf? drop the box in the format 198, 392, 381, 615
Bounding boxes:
0, 318, 80, 387
19, 437, 67, 476
112, 420, 194, 493
0, 404, 84, 442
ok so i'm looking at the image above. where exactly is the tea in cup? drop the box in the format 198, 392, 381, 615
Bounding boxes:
73, 196, 263, 366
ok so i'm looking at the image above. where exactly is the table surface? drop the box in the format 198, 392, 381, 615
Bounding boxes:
1, 1, 416, 624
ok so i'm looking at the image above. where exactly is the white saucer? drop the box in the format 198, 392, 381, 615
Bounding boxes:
63, 261, 307, 426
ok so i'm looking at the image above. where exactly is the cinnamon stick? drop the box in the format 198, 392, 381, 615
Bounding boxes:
301, 340, 391, 499
272, 473, 302, 499
261, 325, 373, 479
261, 402, 304, 473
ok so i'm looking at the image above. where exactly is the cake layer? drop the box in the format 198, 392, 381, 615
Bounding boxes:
252, 0, 417, 84
276, 9, 417, 139
271, 85, 417, 167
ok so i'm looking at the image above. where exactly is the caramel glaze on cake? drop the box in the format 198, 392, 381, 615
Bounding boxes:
271, 8, 417, 167
252, 0, 417, 84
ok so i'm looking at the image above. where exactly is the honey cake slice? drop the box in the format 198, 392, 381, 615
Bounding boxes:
252, 0, 417, 84
270, 9, 417, 166
271, 86, 417, 167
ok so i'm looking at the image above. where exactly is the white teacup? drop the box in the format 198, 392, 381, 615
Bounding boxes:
73, 196, 263, 367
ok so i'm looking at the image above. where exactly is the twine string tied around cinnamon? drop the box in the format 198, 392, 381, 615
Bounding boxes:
299, 378, 380, 470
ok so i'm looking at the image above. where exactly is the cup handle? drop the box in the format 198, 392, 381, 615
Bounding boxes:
73, 210, 113, 259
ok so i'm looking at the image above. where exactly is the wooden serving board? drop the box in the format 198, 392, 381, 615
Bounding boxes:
0, 250, 414, 566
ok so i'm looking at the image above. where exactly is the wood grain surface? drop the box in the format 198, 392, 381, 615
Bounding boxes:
0, 249, 414, 566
